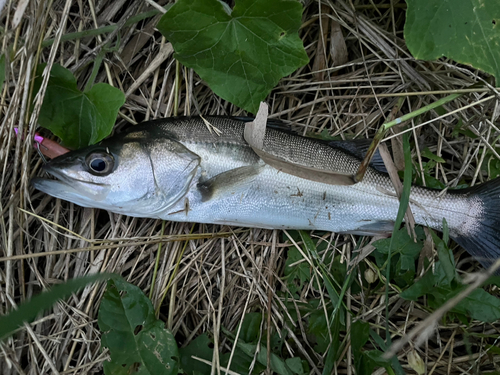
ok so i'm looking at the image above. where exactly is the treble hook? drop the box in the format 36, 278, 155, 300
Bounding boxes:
34, 139, 48, 163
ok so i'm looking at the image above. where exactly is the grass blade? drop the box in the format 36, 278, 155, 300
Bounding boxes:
0, 273, 118, 341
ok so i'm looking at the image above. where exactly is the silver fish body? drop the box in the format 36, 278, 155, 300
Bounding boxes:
32, 117, 500, 267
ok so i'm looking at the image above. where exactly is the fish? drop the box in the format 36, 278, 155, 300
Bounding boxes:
31, 116, 500, 268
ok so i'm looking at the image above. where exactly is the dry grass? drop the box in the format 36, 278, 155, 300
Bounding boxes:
1, 0, 500, 374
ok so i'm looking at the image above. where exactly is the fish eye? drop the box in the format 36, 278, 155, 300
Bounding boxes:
85, 151, 114, 176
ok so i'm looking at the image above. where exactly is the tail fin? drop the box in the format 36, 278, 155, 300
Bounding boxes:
449, 178, 500, 269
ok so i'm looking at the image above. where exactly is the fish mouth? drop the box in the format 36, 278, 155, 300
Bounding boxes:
32, 164, 111, 203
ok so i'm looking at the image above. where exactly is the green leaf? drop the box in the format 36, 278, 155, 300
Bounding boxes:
36, 64, 125, 149
453, 288, 500, 323
235, 341, 295, 375
483, 151, 500, 179
351, 320, 370, 375
430, 225, 457, 287
223, 322, 298, 375
98, 278, 179, 375
307, 308, 330, 354
284, 244, 311, 296
433, 105, 448, 117
351, 321, 370, 354
485, 344, 500, 355
270, 332, 285, 354
220, 348, 266, 375
401, 251, 500, 323
441, 218, 449, 244
421, 147, 445, 163
298, 231, 341, 305
157, 0, 309, 113
0, 54, 5, 92
366, 332, 406, 375
0, 273, 116, 341
239, 312, 262, 343
405, 0, 500, 82
354, 350, 385, 375
488, 158, 500, 179
451, 119, 478, 139
396, 133, 414, 232
417, 170, 447, 190
285, 357, 307, 375
400, 269, 436, 300
364, 350, 397, 374
179, 333, 213, 375
484, 275, 500, 289
380, 132, 413, 352
374, 227, 422, 273
321, 313, 341, 375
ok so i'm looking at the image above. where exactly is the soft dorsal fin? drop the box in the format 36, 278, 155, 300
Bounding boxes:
327, 139, 388, 174
237, 115, 388, 174
250, 147, 356, 185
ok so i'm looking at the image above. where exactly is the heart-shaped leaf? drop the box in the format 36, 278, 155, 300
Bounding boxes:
405, 0, 500, 83
98, 278, 179, 375
157, 0, 309, 114
36, 64, 125, 149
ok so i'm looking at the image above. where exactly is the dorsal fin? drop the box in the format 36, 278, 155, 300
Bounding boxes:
237, 115, 388, 174
328, 139, 388, 174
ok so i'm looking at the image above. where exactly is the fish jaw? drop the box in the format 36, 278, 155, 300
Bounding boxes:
31, 160, 113, 208
39, 163, 112, 201
31, 176, 111, 208
31, 176, 166, 216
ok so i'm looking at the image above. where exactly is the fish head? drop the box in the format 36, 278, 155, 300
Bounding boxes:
32, 129, 201, 217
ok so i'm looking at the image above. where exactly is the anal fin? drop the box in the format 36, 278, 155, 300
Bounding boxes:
346, 220, 395, 236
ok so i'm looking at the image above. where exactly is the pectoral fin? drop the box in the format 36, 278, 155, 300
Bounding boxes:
197, 165, 264, 202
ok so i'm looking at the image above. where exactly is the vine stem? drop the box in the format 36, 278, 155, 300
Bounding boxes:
173, 60, 180, 116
